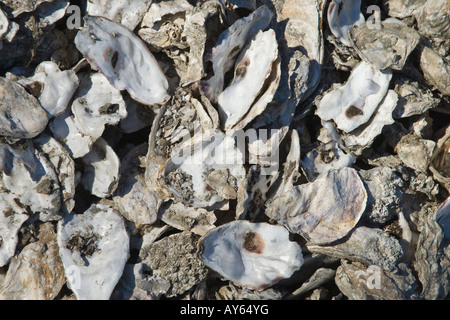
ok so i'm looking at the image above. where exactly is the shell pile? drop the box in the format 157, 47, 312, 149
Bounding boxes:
0, 0, 449, 300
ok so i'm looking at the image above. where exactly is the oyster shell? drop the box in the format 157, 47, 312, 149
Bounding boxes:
217, 29, 280, 131
17, 61, 79, 119
0, 8, 9, 39
57, 203, 129, 300
139, 231, 208, 298
86, 0, 152, 31
0, 77, 48, 139
199, 5, 273, 103
199, 220, 303, 290
113, 143, 159, 225
430, 125, 450, 193
74, 16, 170, 105
1, 0, 54, 17
349, 18, 420, 70
395, 134, 436, 173
0, 193, 28, 267
266, 167, 367, 244
158, 130, 245, 208
335, 260, 419, 300
420, 47, 450, 96
0, 222, 65, 300
71, 72, 127, 140
327, 0, 365, 47
307, 226, 404, 272
316, 61, 392, 133
80, 137, 120, 198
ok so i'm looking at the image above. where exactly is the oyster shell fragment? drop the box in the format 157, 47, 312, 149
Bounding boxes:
74, 16, 170, 105
199, 220, 303, 290
327, 0, 365, 47
57, 204, 129, 300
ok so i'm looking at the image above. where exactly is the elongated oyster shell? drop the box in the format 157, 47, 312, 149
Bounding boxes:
316, 61, 392, 133
199, 220, 303, 290
349, 18, 420, 70
199, 5, 273, 103
0, 193, 28, 267
72, 72, 127, 139
87, 0, 152, 31
17, 61, 79, 119
266, 167, 367, 244
0, 223, 65, 300
0, 77, 48, 139
80, 137, 120, 198
57, 204, 129, 300
113, 143, 159, 225
328, 0, 365, 46
217, 29, 279, 131
74, 16, 170, 105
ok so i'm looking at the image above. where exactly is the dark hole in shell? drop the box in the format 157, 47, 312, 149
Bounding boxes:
345, 105, 364, 118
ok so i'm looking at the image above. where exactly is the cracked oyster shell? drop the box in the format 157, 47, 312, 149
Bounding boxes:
0, 222, 65, 300
266, 167, 367, 245
199, 5, 273, 103
86, 0, 152, 31
57, 203, 129, 300
0, 77, 48, 139
74, 16, 169, 105
349, 18, 420, 71
217, 29, 280, 131
316, 61, 392, 133
17, 61, 79, 119
80, 137, 120, 198
72, 72, 127, 140
199, 220, 303, 290
158, 130, 245, 208
327, 0, 365, 47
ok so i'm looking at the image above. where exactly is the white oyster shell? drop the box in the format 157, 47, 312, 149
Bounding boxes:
0, 77, 48, 139
266, 167, 367, 244
199, 220, 303, 290
80, 137, 120, 198
49, 109, 95, 158
316, 61, 392, 133
217, 29, 279, 131
0, 194, 28, 267
327, 0, 365, 46
200, 5, 273, 103
57, 203, 129, 300
72, 72, 127, 139
342, 90, 398, 150
159, 130, 245, 208
74, 16, 169, 105
87, 0, 152, 31
18, 61, 79, 119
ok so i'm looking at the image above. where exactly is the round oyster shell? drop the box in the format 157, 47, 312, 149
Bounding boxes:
0, 77, 48, 139
74, 16, 170, 105
57, 203, 129, 300
199, 220, 303, 290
